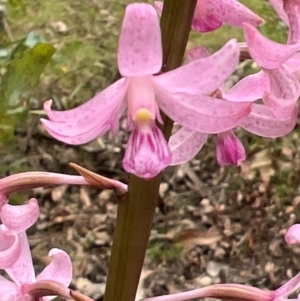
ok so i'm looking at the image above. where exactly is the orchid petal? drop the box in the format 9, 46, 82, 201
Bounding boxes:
1, 198, 40, 233
169, 127, 208, 165
224, 71, 270, 102
187, 46, 210, 62
192, 0, 264, 33
156, 90, 251, 134
0, 195, 7, 208
192, 2, 222, 32
269, 0, 289, 25
127, 76, 158, 122
0, 276, 19, 300
216, 130, 246, 166
41, 78, 127, 145
37, 249, 72, 289
154, 0, 222, 32
153, 39, 239, 95
285, 52, 300, 73
263, 67, 300, 120
240, 104, 298, 137
285, 0, 300, 44
155, 0, 263, 33
118, 3, 162, 77
123, 122, 171, 179
5, 232, 35, 286
154, 1, 163, 15
275, 272, 300, 298
285, 224, 300, 245
0, 225, 20, 269
243, 23, 300, 69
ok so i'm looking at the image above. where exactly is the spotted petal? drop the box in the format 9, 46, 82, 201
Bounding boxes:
243, 22, 300, 69
192, 0, 264, 32
155, 0, 263, 33
41, 78, 128, 145
269, 0, 289, 25
216, 130, 246, 166
1, 198, 40, 233
118, 3, 162, 77
285, 52, 300, 73
153, 39, 239, 95
187, 46, 210, 62
123, 122, 171, 179
5, 232, 35, 286
263, 67, 300, 121
0, 225, 20, 269
156, 90, 251, 134
269, 0, 300, 44
224, 71, 270, 102
284, 0, 300, 44
240, 104, 298, 137
37, 248, 72, 294
0, 276, 19, 300
169, 127, 208, 165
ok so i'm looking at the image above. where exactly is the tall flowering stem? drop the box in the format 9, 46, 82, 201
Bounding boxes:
103, 2, 197, 301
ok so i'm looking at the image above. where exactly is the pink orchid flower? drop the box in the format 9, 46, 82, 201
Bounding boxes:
154, 0, 264, 33
169, 46, 298, 166
242, 23, 300, 121
285, 224, 300, 244
0, 199, 73, 300
41, 3, 251, 179
170, 92, 298, 167
0, 198, 40, 269
241, 0, 300, 120
269, 0, 300, 45
215, 130, 246, 166
139, 273, 300, 301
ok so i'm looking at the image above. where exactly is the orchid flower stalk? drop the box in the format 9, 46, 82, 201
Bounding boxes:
103, 3, 199, 301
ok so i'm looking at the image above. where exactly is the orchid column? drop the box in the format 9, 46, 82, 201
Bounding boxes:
103, 2, 197, 301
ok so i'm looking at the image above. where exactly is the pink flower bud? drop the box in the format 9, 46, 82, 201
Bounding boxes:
216, 130, 246, 166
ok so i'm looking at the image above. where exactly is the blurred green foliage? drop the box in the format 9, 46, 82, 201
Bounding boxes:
148, 240, 183, 262
0, 42, 54, 141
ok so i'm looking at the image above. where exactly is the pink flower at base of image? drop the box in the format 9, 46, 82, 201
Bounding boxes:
0, 199, 73, 301
0, 169, 125, 301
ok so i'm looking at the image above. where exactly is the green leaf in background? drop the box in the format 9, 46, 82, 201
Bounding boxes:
8, 0, 23, 8
0, 42, 55, 142
9, 32, 44, 61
